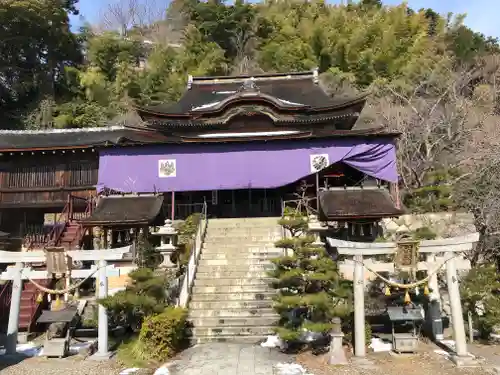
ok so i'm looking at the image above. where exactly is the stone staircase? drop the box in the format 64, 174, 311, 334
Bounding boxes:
189, 217, 282, 343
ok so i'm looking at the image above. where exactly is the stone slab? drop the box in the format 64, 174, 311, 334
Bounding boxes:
164, 343, 294, 375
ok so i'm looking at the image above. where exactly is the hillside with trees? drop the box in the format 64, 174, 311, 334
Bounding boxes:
2, 0, 500, 262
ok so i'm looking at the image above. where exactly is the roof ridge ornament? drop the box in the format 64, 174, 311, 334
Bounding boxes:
239, 78, 260, 93
313, 67, 319, 84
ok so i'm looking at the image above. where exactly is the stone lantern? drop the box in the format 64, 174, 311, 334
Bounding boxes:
152, 219, 178, 268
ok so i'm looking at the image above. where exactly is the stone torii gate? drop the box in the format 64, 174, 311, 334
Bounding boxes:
325, 233, 479, 367
0, 245, 133, 358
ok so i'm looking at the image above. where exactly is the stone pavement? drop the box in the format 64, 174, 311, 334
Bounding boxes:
165, 343, 297, 375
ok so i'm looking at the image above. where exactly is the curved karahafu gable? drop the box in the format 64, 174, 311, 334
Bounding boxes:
134, 69, 373, 139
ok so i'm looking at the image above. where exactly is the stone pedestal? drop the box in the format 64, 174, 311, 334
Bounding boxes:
329, 318, 348, 365
152, 219, 178, 269
157, 246, 176, 268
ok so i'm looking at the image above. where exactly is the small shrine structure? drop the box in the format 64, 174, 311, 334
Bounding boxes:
310, 218, 479, 366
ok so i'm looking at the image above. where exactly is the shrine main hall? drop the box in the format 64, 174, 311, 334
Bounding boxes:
0, 68, 402, 241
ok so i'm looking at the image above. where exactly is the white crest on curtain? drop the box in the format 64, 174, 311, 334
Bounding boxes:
310, 154, 329, 173
158, 159, 177, 178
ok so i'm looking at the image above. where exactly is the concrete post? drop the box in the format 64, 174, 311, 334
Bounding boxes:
6, 262, 23, 355
96, 259, 109, 358
353, 254, 366, 357
445, 253, 468, 359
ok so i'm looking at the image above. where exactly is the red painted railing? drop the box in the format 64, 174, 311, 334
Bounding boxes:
47, 195, 72, 247
70, 195, 94, 248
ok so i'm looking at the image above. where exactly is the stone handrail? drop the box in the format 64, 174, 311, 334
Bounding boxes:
177, 202, 208, 308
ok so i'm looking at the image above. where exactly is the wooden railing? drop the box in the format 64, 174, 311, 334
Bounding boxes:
177, 200, 208, 307
46, 195, 72, 247
23, 194, 94, 250
71, 196, 94, 248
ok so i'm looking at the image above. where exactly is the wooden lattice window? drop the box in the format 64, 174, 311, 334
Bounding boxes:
68, 160, 98, 187
8, 165, 56, 188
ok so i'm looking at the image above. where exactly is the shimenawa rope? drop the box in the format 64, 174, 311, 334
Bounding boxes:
351, 252, 460, 289
24, 266, 102, 295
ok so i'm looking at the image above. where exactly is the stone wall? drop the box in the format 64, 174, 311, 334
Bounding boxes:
381, 212, 475, 239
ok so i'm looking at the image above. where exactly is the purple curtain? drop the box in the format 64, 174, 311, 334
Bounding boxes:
97, 138, 398, 193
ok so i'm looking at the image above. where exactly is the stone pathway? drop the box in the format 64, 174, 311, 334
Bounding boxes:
165, 343, 295, 375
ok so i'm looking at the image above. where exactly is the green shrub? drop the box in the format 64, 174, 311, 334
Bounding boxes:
98, 268, 170, 329
412, 226, 437, 240
173, 213, 202, 270
136, 307, 189, 361
344, 321, 372, 348
461, 264, 500, 340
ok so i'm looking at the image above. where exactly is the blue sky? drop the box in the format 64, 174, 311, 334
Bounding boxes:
70, 0, 500, 38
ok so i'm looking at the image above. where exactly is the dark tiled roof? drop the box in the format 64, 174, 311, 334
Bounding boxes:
138, 71, 367, 115
80, 195, 164, 226
0, 127, 169, 151
318, 188, 404, 220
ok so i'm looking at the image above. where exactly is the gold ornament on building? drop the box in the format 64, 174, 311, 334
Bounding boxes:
394, 236, 420, 279
404, 290, 411, 304
424, 284, 430, 296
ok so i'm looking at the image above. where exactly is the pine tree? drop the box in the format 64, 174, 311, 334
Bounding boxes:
99, 268, 168, 331
269, 208, 353, 341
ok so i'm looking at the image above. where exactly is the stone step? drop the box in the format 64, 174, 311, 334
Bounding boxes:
192, 285, 274, 294
191, 326, 275, 337
201, 245, 281, 253
196, 264, 274, 273
189, 308, 276, 318
209, 218, 279, 225
206, 227, 282, 234
204, 238, 278, 245
205, 237, 282, 243
202, 244, 278, 251
190, 316, 278, 327
195, 270, 270, 279
194, 277, 274, 287
190, 292, 275, 302
192, 335, 269, 344
206, 226, 280, 232
200, 252, 282, 260
189, 300, 274, 310
198, 258, 274, 266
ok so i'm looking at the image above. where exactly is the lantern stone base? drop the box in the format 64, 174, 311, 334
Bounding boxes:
158, 248, 176, 268
328, 333, 348, 365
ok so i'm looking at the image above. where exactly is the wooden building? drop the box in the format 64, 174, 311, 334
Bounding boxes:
0, 69, 402, 250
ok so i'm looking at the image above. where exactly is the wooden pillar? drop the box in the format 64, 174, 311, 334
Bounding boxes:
248, 189, 252, 216
390, 182, 400, 209
263, 189, 268, 213
231, 190, 236, 216
315, 173, 320, 213
353, 254, 366, 357
103, 228, 108, 249
171, 192, 175, 221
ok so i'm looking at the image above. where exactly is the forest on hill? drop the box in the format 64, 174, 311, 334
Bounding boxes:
2, 0, 500, 261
